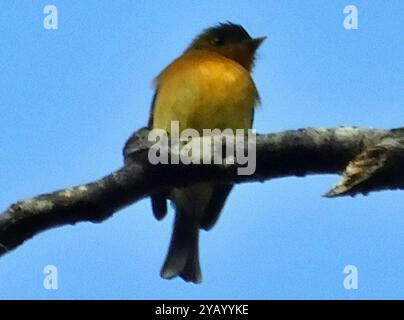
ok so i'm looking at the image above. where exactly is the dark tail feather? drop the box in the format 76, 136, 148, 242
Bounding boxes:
179, 232, 202, 283
160, 208, 202, 284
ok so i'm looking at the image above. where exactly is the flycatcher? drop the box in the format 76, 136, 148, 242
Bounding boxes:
148, 22, 265, 283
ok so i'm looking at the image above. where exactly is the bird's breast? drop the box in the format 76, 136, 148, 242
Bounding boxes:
152, 51, 259, 133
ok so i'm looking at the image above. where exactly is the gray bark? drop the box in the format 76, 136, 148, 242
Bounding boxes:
1, 126, 403, 257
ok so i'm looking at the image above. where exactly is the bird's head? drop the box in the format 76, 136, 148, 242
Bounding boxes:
186, 22, 266, 71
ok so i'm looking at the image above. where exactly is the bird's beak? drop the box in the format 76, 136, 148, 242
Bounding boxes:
247, 36, 267, 52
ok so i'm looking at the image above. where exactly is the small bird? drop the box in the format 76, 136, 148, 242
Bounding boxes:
148, 22, 265, 283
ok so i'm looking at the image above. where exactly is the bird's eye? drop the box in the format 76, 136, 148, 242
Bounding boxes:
211, 37, 225, 46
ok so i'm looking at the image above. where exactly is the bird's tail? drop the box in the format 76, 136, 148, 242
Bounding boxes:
160, 207, 202, 284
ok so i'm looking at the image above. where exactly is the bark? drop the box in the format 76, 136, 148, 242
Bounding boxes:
1, 126, 403, 257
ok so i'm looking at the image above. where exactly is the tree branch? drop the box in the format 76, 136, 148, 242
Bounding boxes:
1, 126, 403, 257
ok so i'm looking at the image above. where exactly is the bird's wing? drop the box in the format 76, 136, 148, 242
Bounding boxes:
147, 90, 158, 129
199, 184, 234, 231
148, 89, 169, 220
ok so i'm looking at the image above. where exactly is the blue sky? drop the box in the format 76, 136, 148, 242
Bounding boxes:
0, 0, 403, 299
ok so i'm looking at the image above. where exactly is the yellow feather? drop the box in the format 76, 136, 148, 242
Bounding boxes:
152, 50, 259, 133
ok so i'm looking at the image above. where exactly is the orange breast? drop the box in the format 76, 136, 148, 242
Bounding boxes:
152, 50, 259, 133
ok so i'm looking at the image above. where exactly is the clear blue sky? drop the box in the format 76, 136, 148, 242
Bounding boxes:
0, 0, 403, 299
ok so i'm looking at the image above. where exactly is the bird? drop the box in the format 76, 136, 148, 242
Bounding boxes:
148, 22, 265, 283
